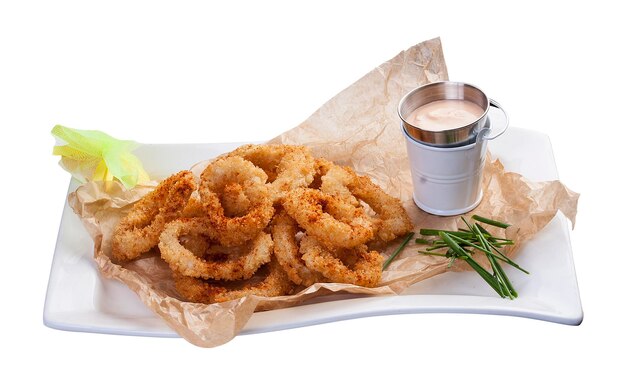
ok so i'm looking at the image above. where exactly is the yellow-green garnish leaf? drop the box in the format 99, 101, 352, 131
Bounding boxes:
51, 125, 150, 189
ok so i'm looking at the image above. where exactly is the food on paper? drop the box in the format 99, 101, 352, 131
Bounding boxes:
300, 235, 383, 288
319, 164, 413, 242
111, 170, 196, 262
109, 144, 413, 303
222, 144, 316, 202
159, 219, 273, 280
199, 156, 275, 247
282, 188, 375, 249
173, 257, 294, 304
309, 157, 334, 190
271, 211, 326, 286
220, 182, 253, 217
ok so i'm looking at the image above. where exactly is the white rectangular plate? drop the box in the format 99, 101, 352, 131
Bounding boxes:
43, 128, 583, 338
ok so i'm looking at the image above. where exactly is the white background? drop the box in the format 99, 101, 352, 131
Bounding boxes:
1, 0, 623, 378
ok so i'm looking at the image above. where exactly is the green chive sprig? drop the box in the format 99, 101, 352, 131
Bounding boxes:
471, 215, 511, 228
382, 232, 415, 270
416, 215, 527, 299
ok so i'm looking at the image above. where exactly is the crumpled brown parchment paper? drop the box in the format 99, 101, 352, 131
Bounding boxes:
68, 37, 579, 347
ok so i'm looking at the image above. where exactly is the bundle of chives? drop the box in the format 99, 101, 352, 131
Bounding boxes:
417, 215, 527, 299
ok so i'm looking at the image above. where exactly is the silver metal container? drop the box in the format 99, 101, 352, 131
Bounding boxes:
398, 81, 509, 215
398, 81, 502, 147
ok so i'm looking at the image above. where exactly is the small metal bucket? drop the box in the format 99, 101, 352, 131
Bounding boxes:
398, 81, 509, 215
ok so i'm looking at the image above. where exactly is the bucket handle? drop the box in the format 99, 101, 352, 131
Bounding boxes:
478, 99, 509, 141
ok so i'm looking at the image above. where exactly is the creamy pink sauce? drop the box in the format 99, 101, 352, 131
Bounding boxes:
407, 99, 484, 131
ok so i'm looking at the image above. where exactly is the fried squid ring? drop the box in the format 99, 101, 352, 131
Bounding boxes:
320, 164, 360, 207
299, 235, 383, 288
159, 218, 273, 281
282, 188, 374, 249
181, 184, 255, 220
111, 170, 196, 262
220, 182, 252, 217
224, 144, 315, 202
173, 257, 294, 304
180, 192, 206, 218
199, 156, 274, 247
349, 174, 413, 242
309, 158, 334, 190
320, 165, 413, 243
271, 211, 325, 286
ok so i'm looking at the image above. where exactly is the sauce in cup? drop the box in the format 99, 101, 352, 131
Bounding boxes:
406, 99, 484, 132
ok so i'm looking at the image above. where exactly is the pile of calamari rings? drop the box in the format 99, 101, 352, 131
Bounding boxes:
110, 144, 413, 303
